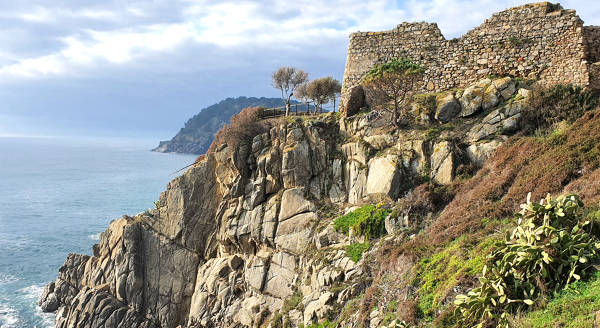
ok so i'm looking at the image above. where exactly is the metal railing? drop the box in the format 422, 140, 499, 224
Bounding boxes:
259, 97, 340, 119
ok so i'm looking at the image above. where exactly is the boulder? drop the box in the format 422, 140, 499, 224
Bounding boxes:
435, 93, 461, 122
459, 78, 491, 117
482, 84, 500, 110
468, 99, 526, 141
492, 77, 516, 100
466, 140, 503, 166
275, 212, 315, 254
364, 135, 395, 150
263, 252, 296, 298
366, 155, 402, 199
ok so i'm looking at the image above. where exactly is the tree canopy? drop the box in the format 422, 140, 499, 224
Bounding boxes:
362, 58, 425, 126
271, 66, 308, 116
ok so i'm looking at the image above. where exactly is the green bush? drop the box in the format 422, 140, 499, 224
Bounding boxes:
334, 205, 390, 239
334, 205, 375, 235
346, 241, 370, 262
454, 193, 600, 327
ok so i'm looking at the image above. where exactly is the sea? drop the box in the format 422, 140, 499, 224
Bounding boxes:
0, 136, 196, 328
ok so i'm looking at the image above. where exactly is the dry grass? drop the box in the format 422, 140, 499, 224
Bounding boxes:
194, 107, 275, 163
429, 109, 600, 244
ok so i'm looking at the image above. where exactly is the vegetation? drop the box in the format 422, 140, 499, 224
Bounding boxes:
333, 205, 391, 262
429, 108, 600, 245
514, 271, 600, 327
362, 58, 425, 126
520, 84, 599, 135
333, 204, 390, 239
414, 235, 500, 322
271, 290, 305, 328
272, 66, 309, 116
156, 97, 294, 155
346, 241, 371, 262
206, 106, 273, 154
298, 77, 342, 113
303, 320, 336, 328
454, 194, 600, 327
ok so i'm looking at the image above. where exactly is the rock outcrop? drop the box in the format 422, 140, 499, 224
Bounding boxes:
40, 77, 532, 328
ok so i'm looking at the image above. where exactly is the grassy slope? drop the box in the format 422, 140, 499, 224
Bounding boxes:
514, 271, 600, 327
356, 109, 600, 327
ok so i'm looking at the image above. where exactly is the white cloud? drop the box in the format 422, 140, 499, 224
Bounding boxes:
1, 0, 599, 81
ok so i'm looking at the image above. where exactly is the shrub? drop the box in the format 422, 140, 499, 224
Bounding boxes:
454, 193, 600, 327
346, 241, 370, 262
520, 84, 599, 135
206, 106, 271, 154
362, 58, 425, 127
333, 204, 390, 239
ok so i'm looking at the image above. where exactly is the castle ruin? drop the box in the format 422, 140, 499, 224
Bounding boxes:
341, 2, 600, 104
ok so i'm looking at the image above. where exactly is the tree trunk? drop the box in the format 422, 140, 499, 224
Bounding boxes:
285, 101, 290, 116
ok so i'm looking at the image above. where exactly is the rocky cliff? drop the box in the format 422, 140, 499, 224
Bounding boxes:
39, 75, 542, 327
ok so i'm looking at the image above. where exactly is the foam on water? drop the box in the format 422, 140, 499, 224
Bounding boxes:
34, 306, 55, 328
0, 303, 20, 327
88, 233, 101, 241
0, 273, 18, 285
18, 285, 45, 300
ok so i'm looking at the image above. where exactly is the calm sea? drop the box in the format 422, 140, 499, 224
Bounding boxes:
0, 136, 195, 328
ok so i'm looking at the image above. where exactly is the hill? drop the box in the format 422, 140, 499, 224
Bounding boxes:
153, 96, 303, 154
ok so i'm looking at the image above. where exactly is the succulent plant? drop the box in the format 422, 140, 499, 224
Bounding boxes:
454, 193, 600, 327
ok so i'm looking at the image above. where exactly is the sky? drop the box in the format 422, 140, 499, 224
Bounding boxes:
0, 0, 599, 140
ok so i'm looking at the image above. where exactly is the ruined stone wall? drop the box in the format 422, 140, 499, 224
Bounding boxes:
341, 2, 599, 100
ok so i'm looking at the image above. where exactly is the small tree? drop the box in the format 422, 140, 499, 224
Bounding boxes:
362, 58, 425, 126
295, 83, 311, 113
272, 66, 308, 116
305, 77, 342, 113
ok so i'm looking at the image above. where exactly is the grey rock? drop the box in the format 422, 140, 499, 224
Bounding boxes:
435, 93, 461, 122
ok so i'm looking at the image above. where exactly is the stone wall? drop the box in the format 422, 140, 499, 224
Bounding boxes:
341, 2, 600, 104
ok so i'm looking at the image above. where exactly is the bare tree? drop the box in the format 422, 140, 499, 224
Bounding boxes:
362, 59, 424, 126
272, 67, 308, 116
305, 77, 342, 113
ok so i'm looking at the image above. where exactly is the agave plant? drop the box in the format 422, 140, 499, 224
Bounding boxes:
454, 193, 600, 327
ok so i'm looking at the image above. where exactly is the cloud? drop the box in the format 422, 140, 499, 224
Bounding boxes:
1, 0, 599, 137
2, 0, 599, 81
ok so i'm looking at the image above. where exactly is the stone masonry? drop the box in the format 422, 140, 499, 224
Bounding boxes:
341, 2, 600, 106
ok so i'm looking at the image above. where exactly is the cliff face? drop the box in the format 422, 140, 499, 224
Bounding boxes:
153, 97, 300, 155
39, 76, 536, 327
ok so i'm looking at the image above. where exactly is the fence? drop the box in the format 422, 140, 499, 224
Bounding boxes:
259, 97, 340, 119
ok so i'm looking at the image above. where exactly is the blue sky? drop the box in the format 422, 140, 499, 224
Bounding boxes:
1, 0, 599, 140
